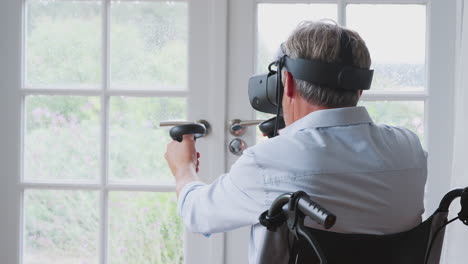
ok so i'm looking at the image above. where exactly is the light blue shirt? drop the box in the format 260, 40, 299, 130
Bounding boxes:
178, 106, 427, 264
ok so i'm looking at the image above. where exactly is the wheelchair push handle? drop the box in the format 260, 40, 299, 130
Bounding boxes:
296, 193, 337, 229
160, 120, 210, 142
264, 191, 336, 230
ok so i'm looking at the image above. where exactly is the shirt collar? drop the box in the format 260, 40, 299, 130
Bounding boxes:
280, 106, 373, 135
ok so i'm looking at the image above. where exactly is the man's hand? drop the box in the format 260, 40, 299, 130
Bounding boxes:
165, 134, 201, 196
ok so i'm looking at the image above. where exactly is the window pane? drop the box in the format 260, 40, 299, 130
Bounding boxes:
24, 96, 100, 182
256, 4, 337, 73
347, 5, 426, 91
26, 0, 101, 88
109, 97, 187, 183
109, 192, 183, 264
359, 101, 425, 140
23, 190, 99, 264
110, 1, 188, 90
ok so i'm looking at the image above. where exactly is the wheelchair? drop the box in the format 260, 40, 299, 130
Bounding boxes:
258, 188, 468, 264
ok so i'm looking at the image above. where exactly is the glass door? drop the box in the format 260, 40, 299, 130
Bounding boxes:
0, 0, 227, 263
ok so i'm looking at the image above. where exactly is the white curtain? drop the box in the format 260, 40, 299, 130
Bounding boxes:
443, 0, 468, 262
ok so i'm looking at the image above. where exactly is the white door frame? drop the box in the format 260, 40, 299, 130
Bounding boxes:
0, 1, 23, 263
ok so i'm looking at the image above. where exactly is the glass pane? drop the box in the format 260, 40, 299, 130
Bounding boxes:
359, 101, 425, 140
23, 190, 99, 264
24, 96, 100, 182
26, 0, 101, 88
110, 1, 188, 90
256, 4, 337, 73
109, 192, 183, 264
109, 97, 187, 183
347, 5, 426, 91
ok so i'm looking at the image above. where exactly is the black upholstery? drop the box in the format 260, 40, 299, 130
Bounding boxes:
290, 215, 434, 264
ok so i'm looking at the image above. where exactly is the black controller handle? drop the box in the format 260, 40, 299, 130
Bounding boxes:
169, 123, 206, 142
259, 116, 285, 138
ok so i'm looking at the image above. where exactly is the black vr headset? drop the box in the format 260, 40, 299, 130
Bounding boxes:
248, 31, 374, 137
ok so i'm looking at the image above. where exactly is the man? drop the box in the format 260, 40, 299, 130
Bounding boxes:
165, 21, 427, 263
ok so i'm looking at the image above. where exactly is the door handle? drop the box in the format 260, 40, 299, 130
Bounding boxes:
229, 119, 265, 136
160, 120, 211, 142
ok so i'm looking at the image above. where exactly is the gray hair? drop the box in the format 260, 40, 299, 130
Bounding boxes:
283, 20, 371, 108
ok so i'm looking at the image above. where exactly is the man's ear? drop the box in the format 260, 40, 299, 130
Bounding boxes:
284, 71, 296, 98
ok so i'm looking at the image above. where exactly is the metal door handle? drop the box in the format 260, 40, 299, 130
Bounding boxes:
160, 119, 211, 132
229, 119, 265, 136
159, 121, 194, 126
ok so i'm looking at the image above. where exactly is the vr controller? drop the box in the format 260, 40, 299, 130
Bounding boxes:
160, 120, 208, 142
259, 116, 286, 138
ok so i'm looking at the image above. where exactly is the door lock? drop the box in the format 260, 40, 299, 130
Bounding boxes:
229, 138, 247, 155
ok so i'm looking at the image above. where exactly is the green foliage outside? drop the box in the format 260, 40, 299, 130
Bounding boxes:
110, 2, 187, 88
27, 1, 102, 87
109, 192, 183, 264
24, 190, 99, 264
25, 96, 101, 180
24, 191, 183, 264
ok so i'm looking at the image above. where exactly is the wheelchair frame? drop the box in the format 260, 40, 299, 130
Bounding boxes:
258, 187, 468, 264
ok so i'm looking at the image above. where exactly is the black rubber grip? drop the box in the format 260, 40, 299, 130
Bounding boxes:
259, 116, 285, 138
297, 196, 337, 229
169, 123, 206, 142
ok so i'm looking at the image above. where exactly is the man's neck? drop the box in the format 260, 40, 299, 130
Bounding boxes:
291, 98, 331, 123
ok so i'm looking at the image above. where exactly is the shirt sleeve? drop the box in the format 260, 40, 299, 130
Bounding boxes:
177, 148, 267, 234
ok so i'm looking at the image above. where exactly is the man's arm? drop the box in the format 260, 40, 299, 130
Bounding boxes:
164, 134, 201, 197
165, 137, 266, 234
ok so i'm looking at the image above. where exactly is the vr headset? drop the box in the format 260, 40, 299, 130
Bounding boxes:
248, 31, 374, 137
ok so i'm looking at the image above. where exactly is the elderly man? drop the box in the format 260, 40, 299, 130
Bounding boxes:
165, 21, 427, 264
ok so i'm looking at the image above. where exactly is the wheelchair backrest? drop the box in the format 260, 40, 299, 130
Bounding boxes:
258, 209, 449, 264
289, 212, 448, 264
